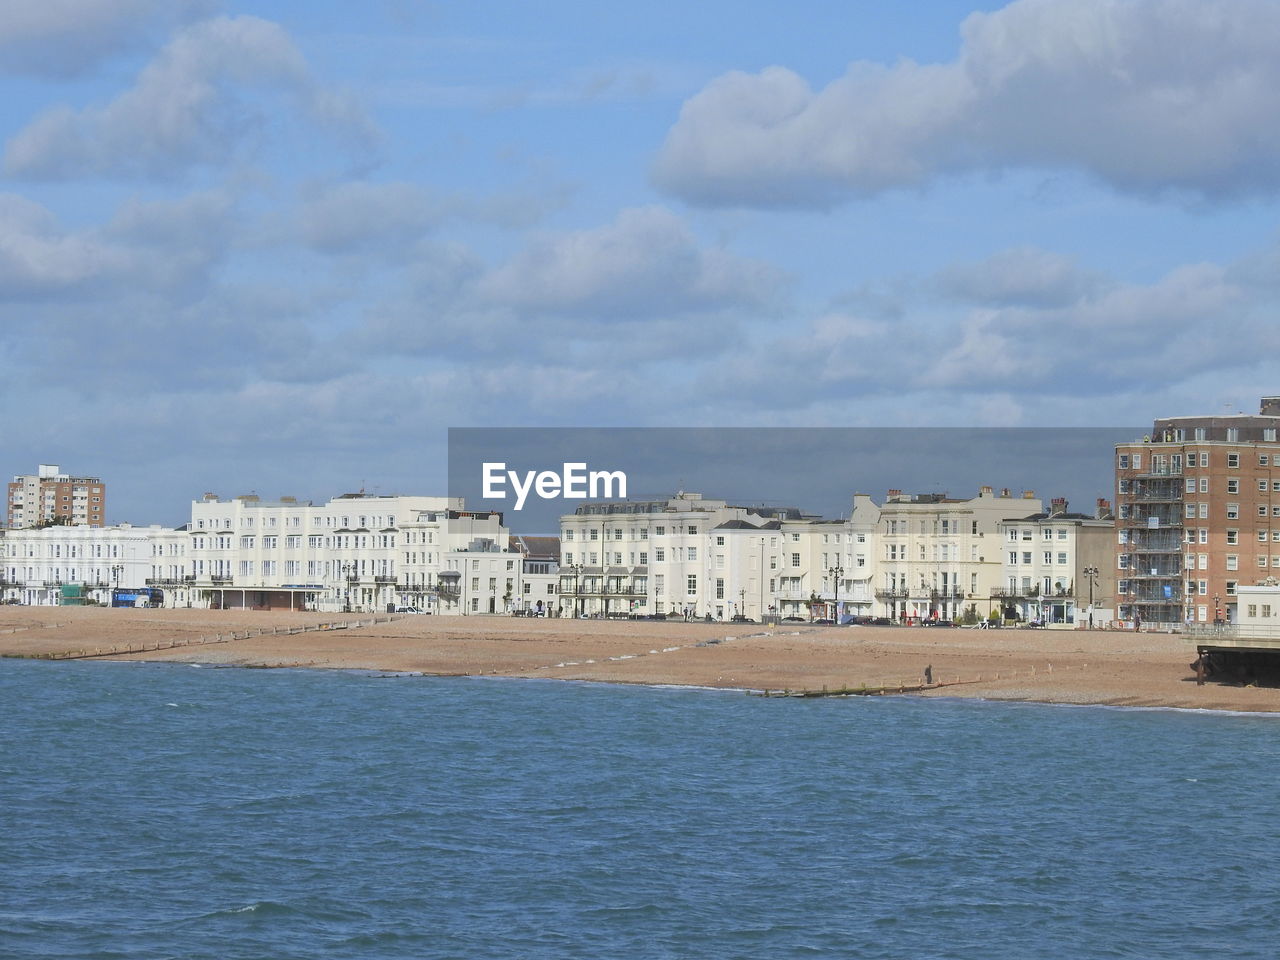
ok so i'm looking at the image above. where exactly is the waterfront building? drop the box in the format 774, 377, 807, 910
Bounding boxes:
509, 535, 561, 615
558, 492, 814, 619
6, 464, 106, 529
188, 493, 511, 612
1114, 396, 1280, 626
995, 498, 1115, 627
0, 522, 171, 606
876, 486, 1043, 622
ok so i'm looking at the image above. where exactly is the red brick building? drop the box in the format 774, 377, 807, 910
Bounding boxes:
6, 464, 106, 529
1115, 397, 1280, 627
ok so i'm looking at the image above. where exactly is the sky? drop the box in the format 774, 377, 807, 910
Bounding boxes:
2, 0, 1279, 527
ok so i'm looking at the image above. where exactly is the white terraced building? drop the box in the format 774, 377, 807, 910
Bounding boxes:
1, 492, 528, 613
187, 493, 514, 612
875, 486, 1044, 622
557, 491, 879, 621
0, 523, 182, 606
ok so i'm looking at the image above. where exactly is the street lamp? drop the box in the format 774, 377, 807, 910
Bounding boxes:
1083, 565, 1099, 629
1213, 594, 1222, 626
572, 562, 583, 618
342, 561, 354, 612
828, 563, 844, 623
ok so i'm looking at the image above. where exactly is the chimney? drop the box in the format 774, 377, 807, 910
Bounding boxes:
1262, 396, 1280, 417
203, 492, 219, 502
1022, 489, 1037, 499
1096, 498, 1113, 520
1050, 497, 1067, 516
979, 485, 993, 497
1000, 487, 1011, 498
887, 488, 902, 499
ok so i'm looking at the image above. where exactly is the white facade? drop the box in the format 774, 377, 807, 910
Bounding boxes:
997, 502, 1116, 627
559, 492, 816, 619
187, 493, 517, 612
1, 523, 171, 606
877, 486, 1043, 622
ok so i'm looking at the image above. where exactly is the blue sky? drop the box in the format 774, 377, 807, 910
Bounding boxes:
3, 0, 1279, 525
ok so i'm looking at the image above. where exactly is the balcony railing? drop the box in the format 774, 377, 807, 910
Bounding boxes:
875, 588, 908, 600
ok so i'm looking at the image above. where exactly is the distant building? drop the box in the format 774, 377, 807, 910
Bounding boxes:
6, 464, 106, 529
996, 498, 1115, 627
876, 486, 1042, 622
1115, 396, 1280, 626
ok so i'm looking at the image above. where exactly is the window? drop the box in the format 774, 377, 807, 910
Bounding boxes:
1226, 581, 1238, 595
1043, 551, 1053, 565
1228, 453, 1240, 468
716, 536, 725, 546
1200, 503, 1209, 518
1200, 452, 1209, 467
1199, 580, 1208, 595
1009, 551, 1018, 565
715, 578, 724, 599
1022, 552, 1032, 564
1057, 552, 1068, 564
1227, 479, 1240, 495
1266, 429, 1278, 442
655, 526, 665, 536
1226, 555, 1238, 571
687, 526, 697, 535
1199, 478, 1209, 493
1227, 504, 1239, 519
1227, 529, 1239, 545
1262, 455, 1271, 466
1226, 428, 1239, 442
687, 575, 697, 595
564, 530, 574, 541
791, 553, 801, 567
1133, 454, 1142, 469
1118, 454, 1130, 469
655, 548, 665, 562
589, 529, 598, 541
687, 547, 697, 561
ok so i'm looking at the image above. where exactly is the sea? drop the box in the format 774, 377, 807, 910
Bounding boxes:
2, 658, 1278, 960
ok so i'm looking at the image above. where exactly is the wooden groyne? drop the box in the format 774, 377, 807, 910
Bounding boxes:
14, 616, 404, 661
756, 662, 1086, 698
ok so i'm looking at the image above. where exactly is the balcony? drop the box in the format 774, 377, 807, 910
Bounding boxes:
875, 588, 909, 600
374, 575, 396, 584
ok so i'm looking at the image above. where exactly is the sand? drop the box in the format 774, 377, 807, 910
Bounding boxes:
2, 607, 1275, 713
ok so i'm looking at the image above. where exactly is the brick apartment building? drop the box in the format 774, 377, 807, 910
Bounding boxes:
1115, 397, 1280, 627
6, 464, 106, 529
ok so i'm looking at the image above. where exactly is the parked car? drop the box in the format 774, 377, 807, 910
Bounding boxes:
780, 616, 806, 623
921, 618, 957, 628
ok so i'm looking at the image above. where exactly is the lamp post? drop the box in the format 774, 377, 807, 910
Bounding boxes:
1083, 565, 1099, 629
342, 561, 354, 612
572, 562, 583, 618
111, 563, 124, 605
828, 563, 844, 622
1214, 594, 1222, 626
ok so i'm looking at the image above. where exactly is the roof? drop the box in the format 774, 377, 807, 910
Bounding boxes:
510, 534, 560, 560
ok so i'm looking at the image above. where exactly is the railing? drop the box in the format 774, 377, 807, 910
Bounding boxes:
874, 589, 908, 600
374, 576, 396, 583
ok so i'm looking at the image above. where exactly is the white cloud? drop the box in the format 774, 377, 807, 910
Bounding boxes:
654, 0, 1280, 207
476, 206, 784, 318
4, 14, 378, 179
0, 0, 214, 77
934, 247, 1106, 307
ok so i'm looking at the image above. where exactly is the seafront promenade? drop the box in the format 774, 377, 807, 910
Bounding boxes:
3, 607, 1277, 713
